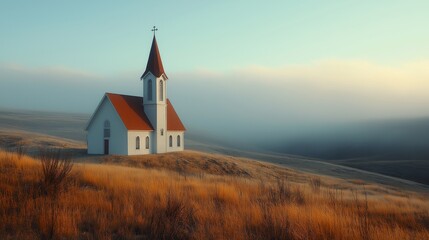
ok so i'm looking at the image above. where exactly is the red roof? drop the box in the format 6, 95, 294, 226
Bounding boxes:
106, 93, 185, 131
141, 36, 168, 79
166, 98, 186, 131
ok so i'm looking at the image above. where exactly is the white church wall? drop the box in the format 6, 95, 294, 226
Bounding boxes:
127, 131, 152, 155
87, 97, 128, 155
166, 131, 185, 152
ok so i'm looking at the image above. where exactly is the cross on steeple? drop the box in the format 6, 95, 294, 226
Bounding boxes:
151, 26, 158, 36
141, 27, 168, 80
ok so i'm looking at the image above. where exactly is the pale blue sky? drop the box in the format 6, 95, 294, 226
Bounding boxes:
1, 1, 428, 74
1, 1, 429, 142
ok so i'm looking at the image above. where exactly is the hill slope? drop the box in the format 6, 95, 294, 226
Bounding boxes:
1, 129, 428, 194
1, 150, 429, 239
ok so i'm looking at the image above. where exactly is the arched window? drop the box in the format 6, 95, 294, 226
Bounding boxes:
145, 136, 150, 149
177, 135, 181, 147
136, 136, 140, 149
169, 135, 173, 147
104, 120, 110, 138
159, 80, 164, 101
148, 80, 153, 101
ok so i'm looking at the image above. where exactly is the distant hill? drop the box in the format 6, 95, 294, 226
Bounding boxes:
271, 118, 429, 160
268, 118, 429, 185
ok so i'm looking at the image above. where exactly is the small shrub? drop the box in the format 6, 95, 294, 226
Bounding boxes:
148, 190, 196, 240
39, 148, 74, 197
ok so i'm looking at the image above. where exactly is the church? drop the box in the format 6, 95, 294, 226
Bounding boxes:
85, 32, 186, 155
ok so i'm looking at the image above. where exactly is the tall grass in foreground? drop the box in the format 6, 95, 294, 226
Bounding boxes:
0, 150, 428, 240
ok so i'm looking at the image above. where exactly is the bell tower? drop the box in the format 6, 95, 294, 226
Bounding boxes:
141, 27, 168, 153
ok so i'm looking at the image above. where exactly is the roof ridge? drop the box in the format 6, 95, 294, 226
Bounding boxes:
106, 92, 139, 98
107, 92, 171, 101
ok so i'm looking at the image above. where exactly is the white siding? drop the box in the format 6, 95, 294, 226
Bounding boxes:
127, 131, 152, 155
87, 97, 128, 155
144, 104, 167, 153
166, 131, 185, 152
143, 72, 168, 153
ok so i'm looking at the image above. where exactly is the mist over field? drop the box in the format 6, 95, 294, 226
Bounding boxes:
1, 60, 429, 161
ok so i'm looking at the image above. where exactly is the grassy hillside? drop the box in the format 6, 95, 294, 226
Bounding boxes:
0, 129, 85, 155
2, 109, 429, 187
2, 129, 429, 195
1, 150, 428, 240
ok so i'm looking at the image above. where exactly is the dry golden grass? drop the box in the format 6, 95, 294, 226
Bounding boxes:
1, 150, 429, 240
99, 150, 306, 181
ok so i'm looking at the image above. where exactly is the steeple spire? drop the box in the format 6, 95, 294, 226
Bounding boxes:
141, 28, 167, 80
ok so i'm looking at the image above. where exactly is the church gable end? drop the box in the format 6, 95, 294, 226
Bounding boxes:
86, 95, 128, 155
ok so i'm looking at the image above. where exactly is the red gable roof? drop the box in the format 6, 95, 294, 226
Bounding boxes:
106, 93, 185, 131
166, 98, 186, 131
141, 36, 168, 79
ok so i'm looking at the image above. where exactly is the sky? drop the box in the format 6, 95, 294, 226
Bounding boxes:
1, 1, 429, 143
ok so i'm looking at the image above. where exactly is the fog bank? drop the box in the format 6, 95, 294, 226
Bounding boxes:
1, 60, 429, 152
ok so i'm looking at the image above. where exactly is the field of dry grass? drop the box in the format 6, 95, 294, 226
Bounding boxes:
1, 150, 429, 240
0, 129, 85, 155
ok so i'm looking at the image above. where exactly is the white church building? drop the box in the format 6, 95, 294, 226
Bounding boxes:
85, 34, 186, 155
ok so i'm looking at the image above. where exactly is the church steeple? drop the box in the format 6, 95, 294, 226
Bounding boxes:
141, 35, 168, 80
141, 27, 169, 153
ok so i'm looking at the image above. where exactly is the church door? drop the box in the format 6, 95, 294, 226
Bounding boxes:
104, 139, 109, 154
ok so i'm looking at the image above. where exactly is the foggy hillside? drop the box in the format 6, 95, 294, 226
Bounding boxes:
269, 118, 429, 161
